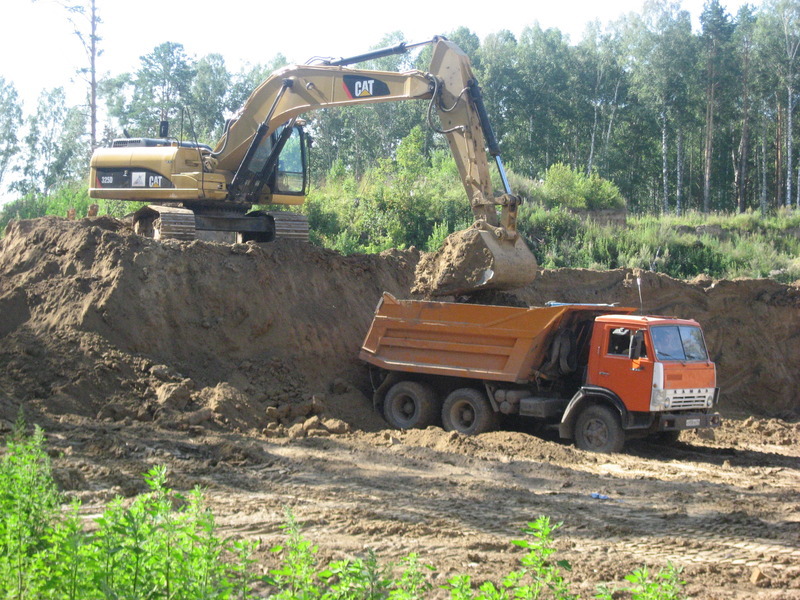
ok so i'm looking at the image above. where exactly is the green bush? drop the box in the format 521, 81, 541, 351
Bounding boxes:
0, 423, 262, 599
533, 163, 625, 212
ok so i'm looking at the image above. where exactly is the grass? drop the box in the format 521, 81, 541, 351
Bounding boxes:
1, 422, 687, 599
518, 206, 800, 283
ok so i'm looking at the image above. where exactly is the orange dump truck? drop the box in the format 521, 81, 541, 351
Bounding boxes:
359, 293, 721, 452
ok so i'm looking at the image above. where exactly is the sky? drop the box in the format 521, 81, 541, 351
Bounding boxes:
3, 0, 749, 110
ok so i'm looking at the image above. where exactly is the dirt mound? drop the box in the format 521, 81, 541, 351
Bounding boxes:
1, 216, 799, 434
0, 216, 415, 431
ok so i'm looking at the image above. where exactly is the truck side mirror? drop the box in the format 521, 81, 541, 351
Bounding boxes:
629, 330, 644, 361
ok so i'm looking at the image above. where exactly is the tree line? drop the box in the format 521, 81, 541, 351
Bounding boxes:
1, 0, 800, 216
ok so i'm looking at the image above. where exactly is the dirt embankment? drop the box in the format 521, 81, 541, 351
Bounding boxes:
1, 215, 799, 427
1, 216, 799, 599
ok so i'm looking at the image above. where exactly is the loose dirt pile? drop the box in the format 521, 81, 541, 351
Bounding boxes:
413, 227, 538, 296
1, 216, 799, 599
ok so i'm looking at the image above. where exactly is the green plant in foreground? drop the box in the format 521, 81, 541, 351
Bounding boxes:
596, 563, 685, 600
0, 419, 62, 598
0, 423, 262, 599
268, 511, 434, 599
444, 516, 575, 600
266, 513, 687, 600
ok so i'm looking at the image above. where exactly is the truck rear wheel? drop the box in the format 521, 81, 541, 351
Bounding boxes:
442, 388, 496, 436
574, 405, 625, 453
383, 381, 439, 430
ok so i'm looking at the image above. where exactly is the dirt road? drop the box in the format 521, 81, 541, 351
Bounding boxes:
43, 412, 800, 598
1, 217, 799, 597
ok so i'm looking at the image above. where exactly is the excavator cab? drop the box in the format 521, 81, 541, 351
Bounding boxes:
125, 123, 310, 242
228, 122, 308, 204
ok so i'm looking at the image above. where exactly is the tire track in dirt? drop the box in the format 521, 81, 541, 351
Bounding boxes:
199, 430, 800, 584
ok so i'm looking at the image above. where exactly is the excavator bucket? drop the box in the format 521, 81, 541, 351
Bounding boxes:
413, 226, 538, 297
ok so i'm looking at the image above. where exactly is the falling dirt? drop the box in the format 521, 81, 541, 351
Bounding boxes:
1, 216, 799, 598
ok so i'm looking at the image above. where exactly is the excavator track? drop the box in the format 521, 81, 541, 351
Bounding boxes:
134, 205, 308, 243
133, 205, 196, 241
271, 212, 309, 242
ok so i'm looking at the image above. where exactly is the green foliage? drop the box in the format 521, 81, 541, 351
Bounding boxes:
304, 128, 471, 255
515, 205, 800, 283
113, 42, 196, 136
12, 87, 89, 197
0, 424, 262, 599
0, 419, 62, 598
264, 512, 686, 600
0, 77, 21, 188
535, 164, 625, 211
266, 512, 434, 599
0, 182, 142, 237
597, 564, 685, 600
443, 516, 575, 600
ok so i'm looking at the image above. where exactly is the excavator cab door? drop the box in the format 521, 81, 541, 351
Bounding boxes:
229, 123, 308, 203
273, 125, 307, 196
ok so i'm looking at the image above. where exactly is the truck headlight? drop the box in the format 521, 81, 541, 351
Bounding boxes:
650, 389, 671, 411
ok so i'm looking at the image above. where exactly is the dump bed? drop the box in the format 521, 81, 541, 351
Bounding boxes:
360, 293, 635, 384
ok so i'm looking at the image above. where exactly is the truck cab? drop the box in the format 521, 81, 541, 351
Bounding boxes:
588, 315, 717, 411
558, 315, 720, 451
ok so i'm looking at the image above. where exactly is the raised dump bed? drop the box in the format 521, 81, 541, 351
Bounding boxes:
360, 292, 633, 383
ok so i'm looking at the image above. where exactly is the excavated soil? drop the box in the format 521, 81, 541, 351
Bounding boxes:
1, 216, 799, 598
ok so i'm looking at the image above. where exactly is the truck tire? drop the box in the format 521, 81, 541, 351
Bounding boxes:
442, 388, 497, 436
383, 381, 439, 430
574, 404, 625, 453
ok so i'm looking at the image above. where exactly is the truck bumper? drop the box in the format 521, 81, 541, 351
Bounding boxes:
656, 412, 722, 431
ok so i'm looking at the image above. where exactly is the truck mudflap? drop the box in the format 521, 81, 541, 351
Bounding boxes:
656, 412, 722, 431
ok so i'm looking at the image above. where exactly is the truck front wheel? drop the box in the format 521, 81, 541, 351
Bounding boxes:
574, 405, 625, 453
442, 388, 497, 436
383, 381, 439, 430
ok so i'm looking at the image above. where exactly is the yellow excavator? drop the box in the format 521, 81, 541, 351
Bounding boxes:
89, 36, 537, 294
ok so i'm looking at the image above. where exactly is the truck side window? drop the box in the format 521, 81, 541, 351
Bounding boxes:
607, 328, 647, 358
608, 328, 630, 355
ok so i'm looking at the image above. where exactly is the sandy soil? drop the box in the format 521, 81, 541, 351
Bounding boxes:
1, 216, 798, 598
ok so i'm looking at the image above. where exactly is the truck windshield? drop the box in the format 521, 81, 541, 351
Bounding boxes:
650, 325, 708, 361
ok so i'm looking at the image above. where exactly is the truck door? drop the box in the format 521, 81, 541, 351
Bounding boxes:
588, 325, 653, 413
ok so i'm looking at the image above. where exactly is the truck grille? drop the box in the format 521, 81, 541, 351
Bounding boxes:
666, 388, 714, 410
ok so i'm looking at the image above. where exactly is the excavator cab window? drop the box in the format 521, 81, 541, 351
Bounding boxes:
230, 123, 307, 203
274, 125, 306, 195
